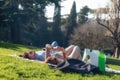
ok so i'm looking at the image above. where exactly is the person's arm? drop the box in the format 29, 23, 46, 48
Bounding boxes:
45, 56, 51, 63
62, 50, 67, 59
45, 47, 51, 60
53, 46, 64, 51
53, 46, 67, 59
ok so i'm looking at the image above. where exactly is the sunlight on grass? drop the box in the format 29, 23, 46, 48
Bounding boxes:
0, 42, 120, 80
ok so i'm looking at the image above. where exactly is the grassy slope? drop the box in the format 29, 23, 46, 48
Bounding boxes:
0, 42, 120, 80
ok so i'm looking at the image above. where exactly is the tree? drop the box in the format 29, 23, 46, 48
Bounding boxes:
69, 21, 113, 49
0, 0, 10, 41
0, 0, 64, 46
63, 1, 77, 46
4, 0, 21, 43
96, 0, 120, 58
78, 6, 90, 25
21, 0, 49, 46
52, 1, 63, 46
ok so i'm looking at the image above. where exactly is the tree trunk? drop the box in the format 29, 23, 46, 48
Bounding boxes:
10, 18, 21, 44
113, 46, 120, 58
118, 46, 120, 58
114, 47, 118, 58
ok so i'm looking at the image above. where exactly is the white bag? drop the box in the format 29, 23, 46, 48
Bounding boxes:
82, 49, 106, 72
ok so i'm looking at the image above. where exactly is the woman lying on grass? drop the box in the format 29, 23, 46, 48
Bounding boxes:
19, 44, 82, 65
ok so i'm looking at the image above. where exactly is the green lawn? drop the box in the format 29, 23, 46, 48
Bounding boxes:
0, 42, 120, 80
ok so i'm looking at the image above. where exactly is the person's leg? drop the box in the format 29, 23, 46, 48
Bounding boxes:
65, 45, 75, 56
68, 46, 82, 60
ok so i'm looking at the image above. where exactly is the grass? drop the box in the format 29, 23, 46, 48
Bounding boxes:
0, 41, 120, 80
106, 58, 120, 66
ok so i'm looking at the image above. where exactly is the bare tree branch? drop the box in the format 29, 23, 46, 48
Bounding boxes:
96, 18, 114, 35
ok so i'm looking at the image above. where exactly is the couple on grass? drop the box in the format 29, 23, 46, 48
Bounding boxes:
20, 41, 82, 65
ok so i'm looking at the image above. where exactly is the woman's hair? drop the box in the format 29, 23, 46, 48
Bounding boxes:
19, 51, 30, 59
19, 50, 35, 59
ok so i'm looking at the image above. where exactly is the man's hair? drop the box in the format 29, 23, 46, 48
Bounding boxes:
45, 56, 59, 65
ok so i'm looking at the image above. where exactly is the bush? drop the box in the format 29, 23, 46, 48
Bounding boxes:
106, 57, 120, 66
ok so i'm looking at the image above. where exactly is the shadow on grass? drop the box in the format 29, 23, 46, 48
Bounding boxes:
0, 42, 19, 50
106, 57, 120, 66
55, 64, 120, 77
0, 41, 38, 51
61, 70, 120, 77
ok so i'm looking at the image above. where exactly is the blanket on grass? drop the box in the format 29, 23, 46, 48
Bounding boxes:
52, 59, 120, 74
10, 54, 57, 67
10, 54, 100, 74
52, 59, 100, 74
10, 54, 120, 74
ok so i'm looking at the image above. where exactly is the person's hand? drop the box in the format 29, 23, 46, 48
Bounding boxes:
45, 44, 53, 50
53, 46, 64, 51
